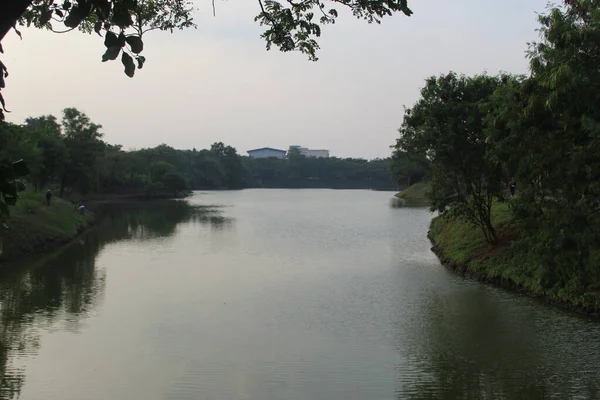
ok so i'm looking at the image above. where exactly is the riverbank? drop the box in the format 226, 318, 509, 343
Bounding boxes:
0, 192, 95, 262
392, 181, 430, 207
428, 203, 600, 317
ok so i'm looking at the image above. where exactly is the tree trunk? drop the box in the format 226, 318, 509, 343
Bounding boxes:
484, 220, 498, 245
0, 0, 32, 42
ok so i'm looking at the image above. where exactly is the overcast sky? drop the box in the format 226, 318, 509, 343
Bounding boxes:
3, 0, 549, 159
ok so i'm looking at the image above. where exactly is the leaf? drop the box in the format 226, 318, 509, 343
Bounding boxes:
63, 0, 71, 11
118, 32, 126, 46
11, 160, 29, 177
64, 3, 91, 28
0, 43, 3, 53
39, 6, 53, 24
94, 21, 102, 36
121, 52, 135, 77
126, 36, 144, 54
104, 31, 119, 48
137, 55, 146, 69
113, 7, 134, 29
102, 46, 121, 62
13, 26, 22, 39
401, 6, 413, 16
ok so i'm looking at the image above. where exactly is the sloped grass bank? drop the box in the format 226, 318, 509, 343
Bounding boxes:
0, 192, 94, 262
429, 203, 600, 317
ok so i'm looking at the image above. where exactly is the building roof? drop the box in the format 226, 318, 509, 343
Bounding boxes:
247, 147, 287, 153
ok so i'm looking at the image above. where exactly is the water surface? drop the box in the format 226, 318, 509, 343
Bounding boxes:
1, 190, 599, 400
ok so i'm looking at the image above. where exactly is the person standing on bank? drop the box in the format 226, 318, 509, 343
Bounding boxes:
45, 189, 52, 206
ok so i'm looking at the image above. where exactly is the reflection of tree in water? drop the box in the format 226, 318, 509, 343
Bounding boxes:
0, 199, 232, 399
95, 200, 234, 241
394, 287, 600, 399
0, 232, 106, 399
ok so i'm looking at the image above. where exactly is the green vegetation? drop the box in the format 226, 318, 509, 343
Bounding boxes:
395, 181, 430, 203
430, 203, 600, 313
245, 152, 395, 190
0, 0, 414, 235
0, 105, 397, 258
0, 191, 94, 260
392, 0, 600, 314
1, 107, 397, 204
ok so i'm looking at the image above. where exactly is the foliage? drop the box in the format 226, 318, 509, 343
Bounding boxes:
389, 148, 429, 187
429, 203, 600, 312
395, 73, 507, 244
483, 0, 600, 294
0, 0, 414, 214
244, 153, 395, 189
0, 106, 396, 221
0, 158, 29, 224
397, 0, 600, 303
59, 108, 106, 196
254, 0, 412, 61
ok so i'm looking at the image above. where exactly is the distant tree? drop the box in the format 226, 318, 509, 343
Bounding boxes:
60, 108, 106, 196
162, 169, 188, 195
0, 0, 415, 212
25, 115, 69, 190
210, 142, 245, 188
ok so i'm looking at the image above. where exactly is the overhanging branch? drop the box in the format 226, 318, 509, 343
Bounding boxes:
0, 0, 33, 42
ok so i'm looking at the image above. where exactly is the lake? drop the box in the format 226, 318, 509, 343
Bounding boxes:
1, 189, 599, 400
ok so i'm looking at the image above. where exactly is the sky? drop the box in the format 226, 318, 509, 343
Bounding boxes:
3, 0, 550, 159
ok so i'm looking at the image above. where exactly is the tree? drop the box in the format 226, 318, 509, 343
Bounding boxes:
0, 159, 28, 224
162, 169, 187, 195
210, 142, 245, 188
60, 107, 106, 196
486, 0, 600, 291
396, 73, 507, 244
390, 148, 429, 187
25, 115, 69, 190
0, 0, 414, 215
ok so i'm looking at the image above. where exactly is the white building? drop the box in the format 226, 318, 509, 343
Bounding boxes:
289, 145, 330, 158
247, 147, 287, 159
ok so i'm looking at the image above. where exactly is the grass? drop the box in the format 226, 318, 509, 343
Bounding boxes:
394, 181, 431, 207
429, 201, 600, 314
0, 191, 94, 261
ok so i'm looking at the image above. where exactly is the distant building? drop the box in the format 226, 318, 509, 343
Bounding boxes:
247, 147, 287, 159
289, 145, 330, 158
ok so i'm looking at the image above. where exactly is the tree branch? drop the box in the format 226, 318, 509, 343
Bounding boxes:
0, 0, 33, 41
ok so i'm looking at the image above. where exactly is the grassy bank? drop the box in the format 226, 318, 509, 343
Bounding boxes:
0, 191, 94, 262
428, 202, 600, 316
393, 181, 431, 207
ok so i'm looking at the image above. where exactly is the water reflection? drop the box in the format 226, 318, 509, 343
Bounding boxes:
94, 201, 234, 241
0, 200, 230, 400
395, 284, 600, 399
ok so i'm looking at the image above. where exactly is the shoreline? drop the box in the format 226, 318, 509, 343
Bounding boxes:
0, 191, 194, 264
427, 229, 600, 319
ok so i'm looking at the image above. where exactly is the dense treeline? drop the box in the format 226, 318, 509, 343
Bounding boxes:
392, 1, 600, 301
245, 147, 400, 189
0, 108, 402, 220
